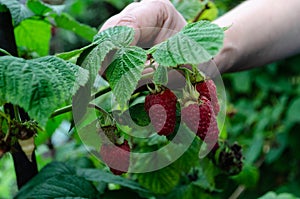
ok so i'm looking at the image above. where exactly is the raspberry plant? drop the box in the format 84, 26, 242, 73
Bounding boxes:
0, 0, 247, 198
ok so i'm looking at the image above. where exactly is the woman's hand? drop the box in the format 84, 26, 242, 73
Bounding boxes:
100, 0, 187, 47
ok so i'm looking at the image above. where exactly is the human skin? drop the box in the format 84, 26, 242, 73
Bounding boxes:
213, 0, 300, 73
99, 0, 186, 47
100, 0, 300, 74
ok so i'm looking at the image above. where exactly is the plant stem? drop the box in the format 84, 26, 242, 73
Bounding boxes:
88, 103, 109, 116
91, 87, 111, 99
51, 87, 112, 118
0, 110, 10, 122
228, 185, 246, 199
141, 71, 155, 80
192, 1, 209, 23
13, 105, 21, 122
51, 65, 173, 118
50, 104, 72, 118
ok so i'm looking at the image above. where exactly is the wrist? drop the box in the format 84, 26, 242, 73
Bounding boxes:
212, 23, 240, 74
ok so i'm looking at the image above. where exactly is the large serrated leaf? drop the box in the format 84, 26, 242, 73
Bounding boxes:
14, 19, 51, 56
81, 26, 135, 84
137, 165, 181, 194
93, 26, 134, 46
193, 159, 217, 192
27, 0, 64, 15
15, 162, 98, 199
164, 184, 194, 199
0, 0, 33, 26
164, 184, 214, 199
174, 138, 200, 172
0, 56, 88, 126
106, 46, 147, 108
152, 21, 224, 66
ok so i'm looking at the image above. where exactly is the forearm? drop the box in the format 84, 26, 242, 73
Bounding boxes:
213, 0, 300, 73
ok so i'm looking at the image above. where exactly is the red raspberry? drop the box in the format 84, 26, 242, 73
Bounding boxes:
100, 140, 130, 175
144, 89, 177, 136
181, 96, 219, 148
195, 80, 220, 115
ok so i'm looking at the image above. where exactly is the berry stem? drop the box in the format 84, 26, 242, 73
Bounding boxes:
88, 103, 114, 122
3, 125, 11, 143
13, 105, 21, 122
51, 87, 112, 118
141, 71, 155, 80
91, 86, 111, 99
0, 110, 10, 123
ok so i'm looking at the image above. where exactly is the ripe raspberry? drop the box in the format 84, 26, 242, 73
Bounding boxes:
181, 96, 219, 147
195, 80, 220, 115
100, 140, 130, 175
144, 89, 177, 136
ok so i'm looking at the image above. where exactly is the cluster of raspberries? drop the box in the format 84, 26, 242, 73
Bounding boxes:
100, 79, 220, 175
145, 79, 220, 147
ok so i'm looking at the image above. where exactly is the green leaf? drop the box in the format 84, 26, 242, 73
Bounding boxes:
27, 0, 64, 15
287, 98, 300, 123
232, 164, 259, 188
101, 189, 145, 199
129, 102, 151, 126
165, 184, 194, 199
153, 65, 168, 86
35, 112, 70, 146
174, 138, 200, 173
258, 191, 300, 199
244, 133, 264, 164
81, 26, 135, 84
137, 165, 181, 194
151, 21, 224, 66
165, 184, 214, 199
72, 26, 136, 121
56, 43, 95, 61
171, 0, 204, 21
199, 1, 219, 21
231, 71, 251, 93
15, 162, 98, 199
0, 56, 88, 126
106, 47, 147, 108
265, 132, 288, 164
93, 25, 134, 46
0, 0, 33, 26
54, 13, 97, 42
77, 168, 150, 194
14, 19, 51, 56
193, 159, 217, 191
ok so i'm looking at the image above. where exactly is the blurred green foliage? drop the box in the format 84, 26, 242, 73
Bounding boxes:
222, 58, 300, 198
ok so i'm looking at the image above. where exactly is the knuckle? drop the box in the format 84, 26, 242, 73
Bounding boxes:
117, 14, 138, 25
